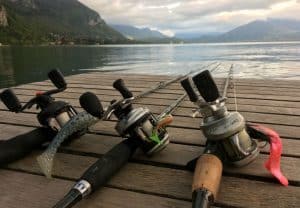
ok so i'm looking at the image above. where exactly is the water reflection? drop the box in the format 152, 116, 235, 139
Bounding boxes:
0, 47, 15, 87
0, 46, 111, 88
0, 43, 300, 88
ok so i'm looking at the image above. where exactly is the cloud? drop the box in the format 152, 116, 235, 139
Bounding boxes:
79, 0, 300, 34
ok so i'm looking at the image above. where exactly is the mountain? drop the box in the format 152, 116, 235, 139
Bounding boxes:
190, 19, 300, 43
0, 0, 127, 44
217, 19, 300, 42
110, 24, 180, 43
175, 32, 221, 41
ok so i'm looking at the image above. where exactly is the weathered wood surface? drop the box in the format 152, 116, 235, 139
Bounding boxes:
0, 71, 299, 208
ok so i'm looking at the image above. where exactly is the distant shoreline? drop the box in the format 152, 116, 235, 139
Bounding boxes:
1, 41, 300, 47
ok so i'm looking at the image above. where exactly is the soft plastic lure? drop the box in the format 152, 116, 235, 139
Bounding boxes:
247, 123, 288, 186
37, 111, 99, 178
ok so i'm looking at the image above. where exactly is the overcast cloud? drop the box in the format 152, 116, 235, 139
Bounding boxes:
79, 0, 300, 36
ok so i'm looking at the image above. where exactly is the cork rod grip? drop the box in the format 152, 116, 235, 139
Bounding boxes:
192, 154, 223, 199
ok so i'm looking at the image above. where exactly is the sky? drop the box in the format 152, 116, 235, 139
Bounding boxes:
79, 0, 300, 36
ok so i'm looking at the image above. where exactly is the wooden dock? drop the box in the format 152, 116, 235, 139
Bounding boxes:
0, 71, 299, 208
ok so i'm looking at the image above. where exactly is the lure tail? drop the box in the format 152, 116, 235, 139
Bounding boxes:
37, 111, 99, 178
247, 123, 289, 186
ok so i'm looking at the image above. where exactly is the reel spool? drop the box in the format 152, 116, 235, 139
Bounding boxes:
113, 79, 169, 155
115, 107, 169, 155
181, 70, 259, 166
37, 99, 78, 132
38, 69, 85, 136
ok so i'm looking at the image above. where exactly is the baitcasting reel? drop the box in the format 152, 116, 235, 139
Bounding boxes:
80, 79, 170, 155
181, 70, 259, 166
0, 69, 84, 138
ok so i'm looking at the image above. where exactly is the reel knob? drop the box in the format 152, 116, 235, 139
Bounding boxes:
181, 78, 198, 102
192, 70, 220, 102
80, 92, 104, 118
48, 69, 67, 89
0, 89, 22, 112
113, 79, 133, 99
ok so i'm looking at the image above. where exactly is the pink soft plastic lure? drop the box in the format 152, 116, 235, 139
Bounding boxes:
249, 123, 289, 186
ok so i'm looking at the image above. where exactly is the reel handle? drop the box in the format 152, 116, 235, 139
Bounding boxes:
181, 78, 198, 102
113, 79, 133, 99
80, 92, 104, 118
48, 69, 67, 90
192, 153, 223, 208
192, 70, 220, 102
0, 89, 22, 112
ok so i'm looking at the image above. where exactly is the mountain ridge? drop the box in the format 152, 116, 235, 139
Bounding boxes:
0, 0, 127, 44
110, 24, 181, 43
185, 18, 300, 42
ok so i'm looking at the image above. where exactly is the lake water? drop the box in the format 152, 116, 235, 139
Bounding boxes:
0, 42, 300, 88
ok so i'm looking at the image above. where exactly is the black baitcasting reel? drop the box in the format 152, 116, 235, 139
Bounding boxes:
0, 69, 84, 166
80, 78, 170, 155
0, 69, 83, 137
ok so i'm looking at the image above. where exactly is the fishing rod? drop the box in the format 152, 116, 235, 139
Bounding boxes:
180, 68, 288, 208
0, 69, 84, 166
36, 62, 221, 177
52, 75, 189, 208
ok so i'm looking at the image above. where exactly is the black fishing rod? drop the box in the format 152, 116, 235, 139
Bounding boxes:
181, 68, 288, 208
35, 63, 218, 178
53, 76, 188, 208
0, 69, 83, 166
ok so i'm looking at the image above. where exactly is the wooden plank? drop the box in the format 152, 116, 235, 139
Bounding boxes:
13, 95, 292, 128
68, 73, 300, 88
175, 104, 300, 116
9, 87, 300, 112
227, 98, 300, 108
0, 170, 190, 208
28, 78, 300, 95
4, 153, 300, 207
5, 92, 300, 116
6, 91, 300, 115
1, 124, 299, 182
1, 72, 300, 208
14, 81, 300, 101
2, 123, 299, 157
12, 82, 300, 107
170, 112, 300, 127
227, 92, 300, 102
227, 84, 300, 93
0, 108, 299, 140
227, 88, 300, 97
67, 72, 300, 86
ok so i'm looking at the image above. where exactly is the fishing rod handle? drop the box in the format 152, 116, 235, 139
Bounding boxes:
0, 128, 55, 166
180, 78, 198, 102
192, 153, 223, 208
53, 139, 137, 208
81, 139, 137, 190
192, 70, 220, 102
48, 69, 67, 89
113, 79, 133, 99
0, 89, 22, 112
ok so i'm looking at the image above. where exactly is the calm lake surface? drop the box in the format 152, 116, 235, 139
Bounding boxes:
0, 42, 300, 88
